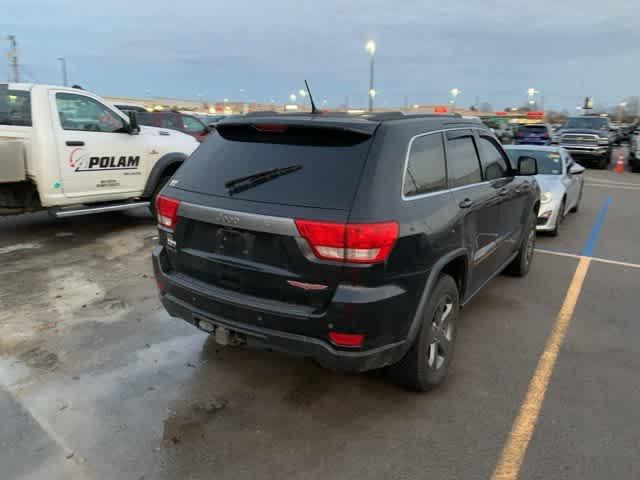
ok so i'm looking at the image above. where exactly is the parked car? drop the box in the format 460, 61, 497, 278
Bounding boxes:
482, 119, 513, 144
505, 145, 584, 236
137, 111, 211, 142
152, 112, 540, 391
552, 116, 615, 169
514, 124, 553, 146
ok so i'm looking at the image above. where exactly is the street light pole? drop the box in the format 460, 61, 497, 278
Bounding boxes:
449, 88, 460, 113
57, 57, 68, 86
366, 40, 376, 112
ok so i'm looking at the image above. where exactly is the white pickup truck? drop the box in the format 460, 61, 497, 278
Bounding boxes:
0, 83, 198, 217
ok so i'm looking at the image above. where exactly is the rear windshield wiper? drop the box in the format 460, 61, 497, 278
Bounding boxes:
224, 165, 302, 195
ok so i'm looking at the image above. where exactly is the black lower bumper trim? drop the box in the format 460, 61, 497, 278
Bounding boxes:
161, 292, 407, 372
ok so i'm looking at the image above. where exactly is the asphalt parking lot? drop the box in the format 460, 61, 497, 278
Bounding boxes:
1, 153, 639, 480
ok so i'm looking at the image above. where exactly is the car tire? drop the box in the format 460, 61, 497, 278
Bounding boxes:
149, 174, 172, 218
388, 274, 459, 392
570, 186, 583, 213
506, 211, 536, 276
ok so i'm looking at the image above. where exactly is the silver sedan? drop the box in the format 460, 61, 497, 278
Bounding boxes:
504, 145, 585, 236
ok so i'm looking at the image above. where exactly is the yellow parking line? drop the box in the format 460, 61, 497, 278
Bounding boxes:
491, 257, 591, 480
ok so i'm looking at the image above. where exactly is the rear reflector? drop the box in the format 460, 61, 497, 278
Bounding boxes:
294, 220, 399, 264
156, 195, 180, 229
329, 332, 364, 348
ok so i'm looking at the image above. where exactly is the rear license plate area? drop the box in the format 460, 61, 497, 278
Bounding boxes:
214, 228, 254, 259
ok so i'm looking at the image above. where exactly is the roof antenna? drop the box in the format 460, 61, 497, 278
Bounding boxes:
304, 80, 319, 114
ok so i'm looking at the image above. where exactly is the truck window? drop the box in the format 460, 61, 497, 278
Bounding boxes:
55, 92, 124, 133
160, 113, 179, 129
182, 115, 206, 134
0, 89, 32, 126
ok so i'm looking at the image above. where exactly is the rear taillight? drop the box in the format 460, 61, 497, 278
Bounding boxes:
542, 133, 549, 139
516, 131, 524, 137
329, 332, 364, 348
294, 219, 399, 264
156, 195, 180, 230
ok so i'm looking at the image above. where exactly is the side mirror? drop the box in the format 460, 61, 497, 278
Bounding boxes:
126, 110, 140, 134
569, 163, 585, 175
517, 156, 538, 176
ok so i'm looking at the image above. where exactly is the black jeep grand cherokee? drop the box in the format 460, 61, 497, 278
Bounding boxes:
152, 113, 539, 391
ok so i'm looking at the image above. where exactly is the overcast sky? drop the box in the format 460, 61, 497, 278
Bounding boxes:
3, 0, 639, 110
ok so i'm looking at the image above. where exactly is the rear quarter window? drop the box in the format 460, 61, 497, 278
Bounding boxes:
403, 133, 447, 197
0, 89, 32, 126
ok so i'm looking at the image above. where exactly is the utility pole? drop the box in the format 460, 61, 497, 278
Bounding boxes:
365, 41, 376, 112
404, 95, 408, 111
57, 57, 68, 86
7, 35, 19, 83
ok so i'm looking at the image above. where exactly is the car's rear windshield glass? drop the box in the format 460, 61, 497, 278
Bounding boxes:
506, 149, 562, 175
174, 123, 373, 210
519, 125, 547, 133
563, 118, 608, 130
0, 88, 32, 127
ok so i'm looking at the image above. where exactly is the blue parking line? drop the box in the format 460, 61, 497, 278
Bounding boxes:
582, 196, 611, 257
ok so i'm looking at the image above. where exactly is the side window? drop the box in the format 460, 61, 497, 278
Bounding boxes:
446, 134, 482, 188
477, 136, 510, 180
160, 113, 179, 129
403, 133, 447, 197
182, 115, 206, 134
0, 89, 32, 126
56, 93, 124, 132
136, 112, 154, 126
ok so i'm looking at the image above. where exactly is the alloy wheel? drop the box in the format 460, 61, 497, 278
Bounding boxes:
427, 295, 454, 370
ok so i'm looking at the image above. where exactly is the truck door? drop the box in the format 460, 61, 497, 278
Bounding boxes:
52, 90, 150, 199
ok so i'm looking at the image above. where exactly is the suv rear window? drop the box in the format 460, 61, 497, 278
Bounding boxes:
174, 123, 373, 210
0, 89, 32, 126
519, 125, 547, 133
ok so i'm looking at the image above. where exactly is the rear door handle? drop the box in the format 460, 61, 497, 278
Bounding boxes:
459, 198, 473, 209
66, 141, 84, 146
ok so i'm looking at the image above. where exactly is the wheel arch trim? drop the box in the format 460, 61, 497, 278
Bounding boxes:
403, 248, 470, 349
142, 152, 188, 198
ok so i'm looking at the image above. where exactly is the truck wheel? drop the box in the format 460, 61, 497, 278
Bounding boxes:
388, 274, 459, 392
506, 211, 536, 277
149, 174, 171, 218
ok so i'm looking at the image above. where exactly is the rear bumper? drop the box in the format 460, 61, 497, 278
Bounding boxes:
152, 246, 412, 372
